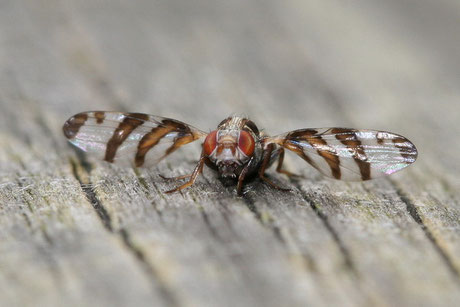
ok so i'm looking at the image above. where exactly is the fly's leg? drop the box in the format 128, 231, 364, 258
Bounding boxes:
159, 174, 192, 181
276, 148, 303, 178
164, 154, 207, 194
236, 156, 255, 196
258, 144, 291, 192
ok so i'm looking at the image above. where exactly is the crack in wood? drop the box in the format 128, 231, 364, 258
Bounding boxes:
21, 212, 32, 229
132, 168, 150, 193
16, 178, 65, 290
69, 154, 180, 306
392, 182, 460, 284
132, 170, 166, 220
16, 178, 36, 213
70, 154, 113, 232
198, 205, 224, 242
289, 179, 358, 275
241, 191, 286, 245
202, 175, 287, 244
119, 229, 180, 307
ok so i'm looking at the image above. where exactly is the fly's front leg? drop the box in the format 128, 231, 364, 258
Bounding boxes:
276, 148, 303, 178
259, 143, 291, 192
236, 156, 256, 196
159, 173, 192, 181
164, 153, 207, 194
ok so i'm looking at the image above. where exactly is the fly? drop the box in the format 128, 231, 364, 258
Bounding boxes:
63, 112, 418, 195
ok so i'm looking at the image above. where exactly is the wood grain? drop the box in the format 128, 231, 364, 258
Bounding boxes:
0, 0, 459, 306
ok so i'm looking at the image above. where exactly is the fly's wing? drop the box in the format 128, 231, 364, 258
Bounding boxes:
266, 128, 417, 181
63, 111, 207, 167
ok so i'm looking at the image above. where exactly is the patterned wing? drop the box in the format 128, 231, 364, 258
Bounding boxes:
63, 111, 207, 167
266, 128, 417, 181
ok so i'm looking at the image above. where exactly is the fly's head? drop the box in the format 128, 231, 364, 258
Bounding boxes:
203, 117, 259, 178
203, 129, 255, 177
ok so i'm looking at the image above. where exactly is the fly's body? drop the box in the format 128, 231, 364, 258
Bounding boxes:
63, 112, 418, 195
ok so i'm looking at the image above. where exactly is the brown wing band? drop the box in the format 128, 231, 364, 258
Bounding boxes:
280, 129, 320, 170
135, 118, 201, 167
304, 133, 341, 180
94, 111, 106, 124
135, 126, 175, 167
331, 128, 371, 180
392, 137, 417, 161
104, 113, 149, 163
313, 142, 341, 179
282, 141, 316, 168
63, 113, 88, 139
163, 134, 197, 157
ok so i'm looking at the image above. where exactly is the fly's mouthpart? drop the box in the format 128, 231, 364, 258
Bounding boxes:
217, 160, 241, 178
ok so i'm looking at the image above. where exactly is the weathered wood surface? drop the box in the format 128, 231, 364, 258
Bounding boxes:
0, 1, 459, 306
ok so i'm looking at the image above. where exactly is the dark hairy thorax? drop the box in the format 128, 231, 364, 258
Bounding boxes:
217, 117, 260, 136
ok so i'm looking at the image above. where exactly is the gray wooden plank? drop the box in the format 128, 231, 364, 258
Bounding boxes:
0, 0, 459, 306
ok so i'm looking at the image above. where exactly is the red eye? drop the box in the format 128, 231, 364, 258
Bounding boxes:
203, 130, 218, 156
238, 131, 255, 156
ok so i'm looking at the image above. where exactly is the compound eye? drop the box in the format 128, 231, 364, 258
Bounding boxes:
203, 130, 218, 156
238, 131, 255, 156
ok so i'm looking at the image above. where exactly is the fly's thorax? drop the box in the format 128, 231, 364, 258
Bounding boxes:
217, 116, 259, 135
